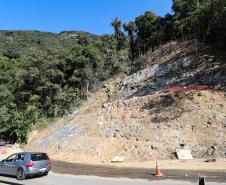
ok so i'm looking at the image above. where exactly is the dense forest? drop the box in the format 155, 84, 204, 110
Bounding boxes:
0, 0, 225, 142
0, 31, 130, 142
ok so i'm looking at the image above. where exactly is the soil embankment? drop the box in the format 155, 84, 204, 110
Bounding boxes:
26, 41, 226, 167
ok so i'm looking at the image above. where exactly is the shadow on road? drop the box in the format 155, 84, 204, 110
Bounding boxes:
0, 175, 23, 185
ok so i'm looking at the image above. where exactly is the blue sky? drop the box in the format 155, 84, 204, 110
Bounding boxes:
0, 0, 172, 35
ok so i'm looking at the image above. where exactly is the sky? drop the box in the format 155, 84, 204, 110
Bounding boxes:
0, 0, 173, 35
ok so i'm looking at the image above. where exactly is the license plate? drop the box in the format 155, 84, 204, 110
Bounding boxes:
39, 168, 47, 172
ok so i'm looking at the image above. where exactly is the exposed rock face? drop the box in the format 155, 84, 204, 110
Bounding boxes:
118, 51, 225, 100
26, 41, 226, 163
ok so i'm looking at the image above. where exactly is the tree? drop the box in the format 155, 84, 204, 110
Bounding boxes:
172, 0, 199, 39
111, 18, 122, 38
172, 0, 226, 45
124, 11, 164, 58
162, 13, 176, 42
123, 21, 137, 59
111, 18, 127, 50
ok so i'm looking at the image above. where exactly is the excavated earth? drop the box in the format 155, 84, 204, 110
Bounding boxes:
26, 41, 226, 165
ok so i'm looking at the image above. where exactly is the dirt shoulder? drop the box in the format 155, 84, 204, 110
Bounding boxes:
52, 159, 226, 182
108, 158, 226, 171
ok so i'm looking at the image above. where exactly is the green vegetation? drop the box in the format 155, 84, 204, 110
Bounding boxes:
0, 0, 225, 143
123, 0, 226, 60
0, 31, 129, 142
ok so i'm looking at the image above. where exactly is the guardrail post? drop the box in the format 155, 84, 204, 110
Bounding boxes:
198, 176, 205, 185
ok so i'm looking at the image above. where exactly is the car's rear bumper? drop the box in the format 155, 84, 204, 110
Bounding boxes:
25, 166, 51, 176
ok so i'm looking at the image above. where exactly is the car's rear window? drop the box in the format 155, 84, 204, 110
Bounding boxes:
31, 153, 49, 161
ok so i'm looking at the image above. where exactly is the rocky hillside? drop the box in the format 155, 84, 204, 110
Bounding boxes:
26, 41, 226, 163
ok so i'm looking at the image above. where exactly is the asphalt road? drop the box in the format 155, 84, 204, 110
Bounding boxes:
0, 172, 209, 185
0, 172, 225, 185
52, 161, 226, 182
0, 160, 226, 185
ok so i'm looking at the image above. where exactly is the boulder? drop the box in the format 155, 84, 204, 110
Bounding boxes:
176, 149, 193, 160
111, 156, 125, 163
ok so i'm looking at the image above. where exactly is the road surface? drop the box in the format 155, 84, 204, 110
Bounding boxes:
0, 172, 225, 185
52, 161, 226, 182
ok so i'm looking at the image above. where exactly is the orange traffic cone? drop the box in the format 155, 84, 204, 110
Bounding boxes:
2, 147, 7, 155
155, 161, 163, 177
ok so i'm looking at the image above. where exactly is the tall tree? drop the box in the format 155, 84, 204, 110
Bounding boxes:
134, 11, 163, 56
172, 0, 226, 45
123, 21, 137, 59
111, 18, 127, 50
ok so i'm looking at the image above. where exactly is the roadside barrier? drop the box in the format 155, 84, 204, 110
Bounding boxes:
155, 161, 163, 177
198, 176, 206, 185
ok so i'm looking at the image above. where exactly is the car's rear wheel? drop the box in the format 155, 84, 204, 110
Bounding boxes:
17, 168, 26, 180
43, 172, 48, 176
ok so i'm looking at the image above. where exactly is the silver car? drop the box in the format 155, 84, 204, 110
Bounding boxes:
0, 152, 51, 180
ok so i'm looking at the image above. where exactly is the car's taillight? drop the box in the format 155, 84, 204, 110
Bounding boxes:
48, 159, 51, 165
26, 161, 34, 168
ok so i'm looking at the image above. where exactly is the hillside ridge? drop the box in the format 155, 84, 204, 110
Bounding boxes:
26, 40, 226, 163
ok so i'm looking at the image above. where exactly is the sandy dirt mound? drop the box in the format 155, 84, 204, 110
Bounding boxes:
26, 90, 226, 163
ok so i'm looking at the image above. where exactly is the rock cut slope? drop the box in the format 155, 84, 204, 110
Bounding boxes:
26, 41, 226, 163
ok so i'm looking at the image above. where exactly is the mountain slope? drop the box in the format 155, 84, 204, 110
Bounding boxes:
0, 30, 98, 57
26, 40, 226, 163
